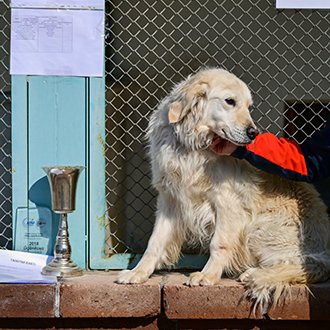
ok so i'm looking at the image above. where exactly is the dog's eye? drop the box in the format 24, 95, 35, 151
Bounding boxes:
225, 98, 236, 106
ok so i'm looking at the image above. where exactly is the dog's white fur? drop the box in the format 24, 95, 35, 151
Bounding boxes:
117, 68, 330, 310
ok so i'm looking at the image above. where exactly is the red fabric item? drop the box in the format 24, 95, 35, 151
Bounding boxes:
246, 133, 308, 176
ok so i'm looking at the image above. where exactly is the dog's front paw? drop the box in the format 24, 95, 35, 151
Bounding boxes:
186, 271, 219, 286
116, 269, 149, 284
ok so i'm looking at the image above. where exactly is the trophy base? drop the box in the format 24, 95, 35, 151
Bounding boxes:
41, 258, 83, 278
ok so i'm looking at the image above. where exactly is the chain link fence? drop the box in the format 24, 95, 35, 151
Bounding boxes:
105, 0, 330, 257
0, 0, 12, 249
1, 0, 328, 256
0, 0, 328, 258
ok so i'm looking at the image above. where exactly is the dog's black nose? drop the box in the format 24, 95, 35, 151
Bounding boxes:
246, 126, 259, 140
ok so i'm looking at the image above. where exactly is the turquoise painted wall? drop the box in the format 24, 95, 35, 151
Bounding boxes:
12, 75, 105, 269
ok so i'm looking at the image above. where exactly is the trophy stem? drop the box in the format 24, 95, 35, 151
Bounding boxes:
42, 213, 82, 278
55, 213, 71, 260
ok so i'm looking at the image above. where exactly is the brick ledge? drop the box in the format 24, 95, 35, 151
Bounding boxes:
0, 271, 329, 322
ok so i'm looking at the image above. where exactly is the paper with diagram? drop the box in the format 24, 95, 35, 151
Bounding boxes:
10, 0, 104, 76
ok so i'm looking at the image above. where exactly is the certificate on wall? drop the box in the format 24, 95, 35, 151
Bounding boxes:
10, 0, 104, 77
276, 0, 330, 9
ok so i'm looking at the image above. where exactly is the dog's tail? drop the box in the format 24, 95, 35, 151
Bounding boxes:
242, 260, 330, 315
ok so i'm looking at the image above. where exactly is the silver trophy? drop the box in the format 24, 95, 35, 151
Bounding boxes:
41, 166, 84, 277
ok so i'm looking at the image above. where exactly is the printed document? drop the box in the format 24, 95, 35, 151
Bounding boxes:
11, 0, 104, 9
10, 0, 104, 76
0, 249, 56, 283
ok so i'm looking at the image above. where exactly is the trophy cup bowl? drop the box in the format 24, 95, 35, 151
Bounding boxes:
41, 166, 84, 278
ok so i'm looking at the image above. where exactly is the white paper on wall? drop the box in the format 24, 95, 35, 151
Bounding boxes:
276, 0, 330, 9
10, 0, 104, 77
11, 0, 104, 10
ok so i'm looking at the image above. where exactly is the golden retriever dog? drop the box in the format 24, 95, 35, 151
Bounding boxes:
117, 68, 330, 311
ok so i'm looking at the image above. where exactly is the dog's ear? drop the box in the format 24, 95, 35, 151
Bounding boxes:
168, 83, 208, 124
168, 101, 183, 124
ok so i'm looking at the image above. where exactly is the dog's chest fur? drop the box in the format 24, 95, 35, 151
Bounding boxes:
152, 140, 256, 200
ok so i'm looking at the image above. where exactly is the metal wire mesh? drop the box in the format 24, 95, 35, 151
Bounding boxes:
0, 0, 12, 249
104, 0, 330, 256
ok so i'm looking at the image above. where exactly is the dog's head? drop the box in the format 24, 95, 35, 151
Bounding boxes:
167, 68, 258, 150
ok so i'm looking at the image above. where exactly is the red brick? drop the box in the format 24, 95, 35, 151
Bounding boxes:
0, 284, 55, 318
59, 271, 161, 318
1, 271, 329, 323
163, 273, 252, 319
162, 273, 325, 320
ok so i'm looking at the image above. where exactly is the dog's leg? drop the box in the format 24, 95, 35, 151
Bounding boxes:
187, 231, 229, 285
186, 213, 233, 286
186, 196, 244, 286
117, 194, 182, 284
